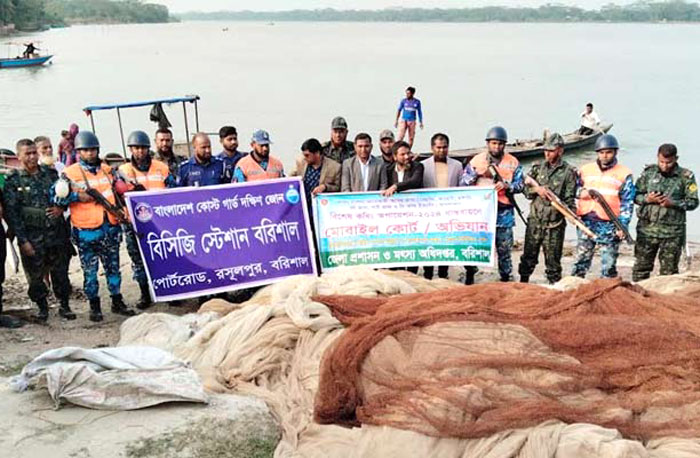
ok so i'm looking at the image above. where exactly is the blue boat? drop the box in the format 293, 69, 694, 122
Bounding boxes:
0, 55, 53, 69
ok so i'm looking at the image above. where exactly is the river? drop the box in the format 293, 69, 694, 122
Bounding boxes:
2, 21, 700, 238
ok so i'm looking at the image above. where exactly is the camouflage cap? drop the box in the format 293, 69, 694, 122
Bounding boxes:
379, 129, 395, 141
331, 116, 348, 130
544, 133, 565, 150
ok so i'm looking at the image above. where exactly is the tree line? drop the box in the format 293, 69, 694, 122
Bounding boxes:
178, 1, 700, 23
0, 0, 170, 31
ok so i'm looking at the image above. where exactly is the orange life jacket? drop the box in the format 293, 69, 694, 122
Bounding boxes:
118, 160, 169, 191
470, 152, 519, 206
577, 161, 633, 220
64, 162, 118, 229
236, 155, 284, 182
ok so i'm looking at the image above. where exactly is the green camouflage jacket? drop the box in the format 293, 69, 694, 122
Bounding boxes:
634, 164, 699, 237
321, 140, 354, 164
523, 159, 578, 226
3, 166, 69, 245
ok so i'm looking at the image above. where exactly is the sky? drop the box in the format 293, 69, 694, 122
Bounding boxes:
155, 1, 632, 13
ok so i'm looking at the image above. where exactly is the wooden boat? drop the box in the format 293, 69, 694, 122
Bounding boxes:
420, 123, 613, 164
0, 54, 53, 69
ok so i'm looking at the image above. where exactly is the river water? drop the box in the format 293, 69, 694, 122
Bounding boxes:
2, 21, 700, 237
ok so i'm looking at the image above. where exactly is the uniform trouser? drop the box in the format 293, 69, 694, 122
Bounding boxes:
20, 241, 71, 304
518, 222, 566, 283
73, 223, 122, 300
572, 229, 620, 278
632, 233, 684, 281
423, 265, 448, 280
496, 226, 514, 280
123, 224, 147, 286
0, 226, 5, 304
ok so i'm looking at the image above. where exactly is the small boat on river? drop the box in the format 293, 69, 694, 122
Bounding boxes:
0, 54, 53, 69
420, 123, 613, 164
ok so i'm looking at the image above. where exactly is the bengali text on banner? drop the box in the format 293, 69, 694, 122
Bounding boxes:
313, 187, 497, 270
125, 178, 317, 301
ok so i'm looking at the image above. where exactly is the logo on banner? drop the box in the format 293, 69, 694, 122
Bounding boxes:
134, 202, 154, 223
285, 185, 300, 205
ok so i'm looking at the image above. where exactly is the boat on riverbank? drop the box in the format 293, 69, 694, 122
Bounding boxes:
420, 123, 613, 164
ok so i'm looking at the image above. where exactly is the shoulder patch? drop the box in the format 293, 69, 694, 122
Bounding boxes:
644, 163, 656, 170
689, 183, 698, 193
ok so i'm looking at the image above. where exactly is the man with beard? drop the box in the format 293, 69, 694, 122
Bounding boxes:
378, 129, 395, 167
518, 133, 578, 284
117, 131, 176, 309
632, 144, 698, 281
4, 139, 75, 323
233, 130, 285, 182
178, 133, 226, 187
572, 134, 635, 278
322, 116, 354, 164
217, 125, 247, 182
154, 128, 187, 177
53, 131, 135, 322
461, 126, 524, 283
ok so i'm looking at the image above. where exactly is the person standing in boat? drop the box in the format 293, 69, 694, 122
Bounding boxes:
578, 103, 601, 135
217, 125, 247, 182
394, 86, 424, 149
22, 43, 38, 58
572, 134, 635, 279
233, 130, 285, 183
461, 126, 524, 284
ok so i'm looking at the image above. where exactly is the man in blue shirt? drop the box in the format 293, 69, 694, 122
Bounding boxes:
217, 125, 247, 182
178, 133, 226, 187
394, 86, 424, 149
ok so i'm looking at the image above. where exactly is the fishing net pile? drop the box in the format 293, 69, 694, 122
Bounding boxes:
119, 269, 700, 457
314, 278, 700, 442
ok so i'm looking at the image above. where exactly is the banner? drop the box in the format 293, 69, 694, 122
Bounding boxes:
313, 187, 497, 270
125, 178, 316, 301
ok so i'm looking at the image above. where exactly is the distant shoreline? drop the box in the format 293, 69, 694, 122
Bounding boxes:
175, 4, 700, 24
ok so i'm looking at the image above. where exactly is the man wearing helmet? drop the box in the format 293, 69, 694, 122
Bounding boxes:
572, 134, 635, 278
52, 131, 136, 322
461, 126, 524, 283
116, 130, 176, 310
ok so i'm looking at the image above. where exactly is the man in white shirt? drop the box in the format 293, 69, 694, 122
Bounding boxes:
578, 102, 601, 135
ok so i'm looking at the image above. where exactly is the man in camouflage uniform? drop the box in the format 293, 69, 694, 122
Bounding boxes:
518, 133, 578, 284
632, 143, 698, 280
322, 116, 354, 164
4, 139, 75, 322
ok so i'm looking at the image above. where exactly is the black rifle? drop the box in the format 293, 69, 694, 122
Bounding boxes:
587, 189, 635, 244
73, 169, 129, 224
487, 164, 527, 226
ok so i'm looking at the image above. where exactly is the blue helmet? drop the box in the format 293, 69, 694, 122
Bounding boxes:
594, 134, 619, 152
485, 126, 508, 143
127, 130, 151, 148
74, 131, 100, 150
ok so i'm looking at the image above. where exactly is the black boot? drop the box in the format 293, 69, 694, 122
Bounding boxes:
33, 299, 49, 323
520, 275, 530, 283
111, 294, 136, 317
0, 294, 24, 328
58, 297, 76, 320
89, 297, 103, 322
464, 267, 477, 285
136, 282, 153, 310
